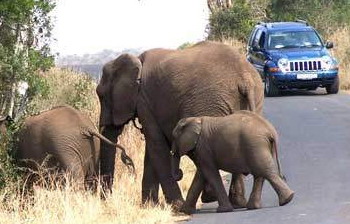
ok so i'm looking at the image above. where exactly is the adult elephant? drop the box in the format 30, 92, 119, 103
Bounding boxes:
97, 41, 264, 207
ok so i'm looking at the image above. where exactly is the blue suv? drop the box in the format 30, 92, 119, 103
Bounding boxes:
247, 21, 339, 96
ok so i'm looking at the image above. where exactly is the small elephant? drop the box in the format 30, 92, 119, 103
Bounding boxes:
17, 106, 134, 187
171, 110, 294, 214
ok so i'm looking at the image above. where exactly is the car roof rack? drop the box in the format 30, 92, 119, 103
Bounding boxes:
295, 19, 309, 26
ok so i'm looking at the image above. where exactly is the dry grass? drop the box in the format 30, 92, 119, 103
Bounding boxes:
0, 68, 195, 224
328, 27, 350, 90
220, 37, 247, 54
29, 68, 100, 124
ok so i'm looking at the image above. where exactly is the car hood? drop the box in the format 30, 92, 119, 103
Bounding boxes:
267, 48, 330, 62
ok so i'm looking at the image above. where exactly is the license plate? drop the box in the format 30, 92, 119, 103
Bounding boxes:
297, 73, 318, 80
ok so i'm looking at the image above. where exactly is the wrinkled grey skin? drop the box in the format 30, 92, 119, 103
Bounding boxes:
171, 111, 294, 214
17, 106, 134, 188
96, 41, 264, 207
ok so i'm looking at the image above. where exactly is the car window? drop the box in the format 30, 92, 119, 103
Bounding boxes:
258, 31, 266, 48
267, 31, 323, 49
253, 29, 262, 47
248, 27, 258, 47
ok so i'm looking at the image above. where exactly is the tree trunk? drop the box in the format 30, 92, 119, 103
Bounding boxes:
207, 0, 234, 13
6, 82, 16, 118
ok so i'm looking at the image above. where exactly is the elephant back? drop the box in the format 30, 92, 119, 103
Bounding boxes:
140, 41, 263, 120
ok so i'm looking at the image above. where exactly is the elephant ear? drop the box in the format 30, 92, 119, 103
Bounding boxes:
173, 117, 202, 156
108, 54, 142, 126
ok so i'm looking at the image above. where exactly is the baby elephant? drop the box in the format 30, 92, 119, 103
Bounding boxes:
171, 110, 294, 214
18, 106, 134, 187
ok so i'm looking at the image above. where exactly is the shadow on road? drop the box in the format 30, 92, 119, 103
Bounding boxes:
275, 88, 327, 97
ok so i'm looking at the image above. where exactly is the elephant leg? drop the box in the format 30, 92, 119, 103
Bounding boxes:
59, 154, 85, 189
181, 170, 205, 214
138, 134, 183, 208
146, 141, 183, 207
266, 174, 294, 206
137, 103, 184, 208
100, 145, 116, 194
247, 176, 264, 209
200, 182, 217, 203
68, 165, 85, 188
228, 174, 247, 208
199, 159, 233, 213
142, 150, 159, 204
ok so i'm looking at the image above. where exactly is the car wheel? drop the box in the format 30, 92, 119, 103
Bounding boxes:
326, 76, 339, 94
265, 76, 279, 97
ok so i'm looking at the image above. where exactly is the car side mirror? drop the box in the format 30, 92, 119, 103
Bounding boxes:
325, 41, 334, 49
252, 45, 261, 51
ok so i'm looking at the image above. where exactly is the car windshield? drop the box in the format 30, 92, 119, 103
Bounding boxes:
267, 31, 323, 49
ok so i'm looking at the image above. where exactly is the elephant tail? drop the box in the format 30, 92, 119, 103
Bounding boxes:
85, 129, 136, 174
246, 89, 256, 112
270, 136, 286, 181
238, 78, 256, 112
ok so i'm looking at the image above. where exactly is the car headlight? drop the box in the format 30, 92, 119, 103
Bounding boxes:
278, 58, 289, 73
321, 56, 335, 70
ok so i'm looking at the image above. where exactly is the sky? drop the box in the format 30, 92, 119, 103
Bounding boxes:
52, 0, 209, 55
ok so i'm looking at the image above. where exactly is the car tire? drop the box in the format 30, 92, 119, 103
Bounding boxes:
326, 75, 339, 94
265, 76, 279, 97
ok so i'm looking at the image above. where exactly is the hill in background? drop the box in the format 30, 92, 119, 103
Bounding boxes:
56, 48, 142, 80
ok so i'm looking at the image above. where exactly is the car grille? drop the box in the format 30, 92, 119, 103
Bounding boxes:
289, 60, 322, 72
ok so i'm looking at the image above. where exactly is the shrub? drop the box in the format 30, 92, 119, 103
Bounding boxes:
208, 0, 255, 42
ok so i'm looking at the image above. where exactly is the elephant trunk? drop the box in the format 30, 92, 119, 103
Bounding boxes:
99, 125, 123, 193
170, 144, 183, 182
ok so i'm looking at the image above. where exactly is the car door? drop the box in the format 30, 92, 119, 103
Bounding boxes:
247, 27, 258, 63
248, 29, 267, 78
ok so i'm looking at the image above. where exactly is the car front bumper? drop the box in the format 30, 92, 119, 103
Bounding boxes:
269, 70, 338, 89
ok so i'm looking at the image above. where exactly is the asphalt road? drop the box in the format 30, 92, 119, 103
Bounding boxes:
184, 89, 350, 224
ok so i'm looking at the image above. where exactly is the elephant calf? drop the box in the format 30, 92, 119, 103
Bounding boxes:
171, 110, 294, 214
17, 106, 134, 188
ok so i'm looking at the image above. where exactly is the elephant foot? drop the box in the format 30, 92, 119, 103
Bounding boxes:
180, 204, 197, 215
170, 199, 185, 213
200, 186, 217, 203
216, 204, 233, 213
229, 195, 247, 209
246, 200, 262, 210
201, 193, 217, 203
279, 191, 294, 206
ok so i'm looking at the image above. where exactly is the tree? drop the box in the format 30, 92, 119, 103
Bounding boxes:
207, 0, 265, 42
207, 0, 233, 13
269, 0, 350, 36
0, 0, 55, 119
